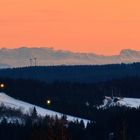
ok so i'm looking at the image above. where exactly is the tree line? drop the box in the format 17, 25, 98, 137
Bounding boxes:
1, 105, 140, 140
0, 63, 140, 83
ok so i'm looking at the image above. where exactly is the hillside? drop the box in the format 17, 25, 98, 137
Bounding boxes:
101, 96, 140, 108
0, 92, 89, 125
0, 63, 140, 83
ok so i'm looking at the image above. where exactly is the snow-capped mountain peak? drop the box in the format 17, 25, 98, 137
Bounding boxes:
0, 47, 140, 67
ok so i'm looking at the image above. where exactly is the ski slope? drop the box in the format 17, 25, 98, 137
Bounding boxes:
0, 92, 89, 126
101, 96, 140, 108
118, 98, 140, 108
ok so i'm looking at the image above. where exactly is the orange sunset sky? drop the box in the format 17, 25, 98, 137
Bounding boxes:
0, 0, 140, 55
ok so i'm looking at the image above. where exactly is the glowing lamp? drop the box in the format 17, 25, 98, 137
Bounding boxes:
0, 83, 5, 88
46, 100, 51, 105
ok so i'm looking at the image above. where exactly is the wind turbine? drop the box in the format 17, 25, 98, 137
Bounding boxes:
29, 58, 32, 66
34, 57, 37, 66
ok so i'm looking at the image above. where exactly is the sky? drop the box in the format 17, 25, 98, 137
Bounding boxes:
0, 0, 140, 55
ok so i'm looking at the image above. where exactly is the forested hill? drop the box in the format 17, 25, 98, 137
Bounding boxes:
0, 63, 140, 83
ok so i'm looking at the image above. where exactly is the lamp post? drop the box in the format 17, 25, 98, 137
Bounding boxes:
46, 100, 51, 105
0, 83, 5, 92
0, 83, 5, 88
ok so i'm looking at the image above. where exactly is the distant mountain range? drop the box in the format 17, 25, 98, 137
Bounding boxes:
0, 47, 140, 67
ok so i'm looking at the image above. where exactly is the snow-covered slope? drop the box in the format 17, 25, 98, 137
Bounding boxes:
101, 96, 140, 108
0, 92, 89, 125
117, 98, 140, 108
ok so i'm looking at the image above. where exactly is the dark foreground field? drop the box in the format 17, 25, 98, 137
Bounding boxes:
0, 64, 140, 140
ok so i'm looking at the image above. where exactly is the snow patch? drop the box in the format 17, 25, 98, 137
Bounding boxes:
101, 96, 140, 108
